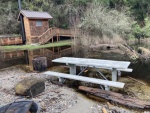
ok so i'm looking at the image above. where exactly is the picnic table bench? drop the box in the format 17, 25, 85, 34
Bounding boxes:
44, 57, 132, 90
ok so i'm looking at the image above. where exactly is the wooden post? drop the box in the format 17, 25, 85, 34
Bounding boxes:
57, 34, 58, 42
112, 68, 117, 81
52, 37, 54, 43
32, 57, 47, 72
52, 47, 54, 53
59, 63, 76, 82
68, 64, 76, 74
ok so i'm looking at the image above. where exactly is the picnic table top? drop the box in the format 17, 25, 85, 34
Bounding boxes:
52, 57, 131, 69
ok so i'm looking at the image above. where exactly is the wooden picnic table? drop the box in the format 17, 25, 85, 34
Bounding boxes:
51, 57, 132, 90
43, 57, 133, 90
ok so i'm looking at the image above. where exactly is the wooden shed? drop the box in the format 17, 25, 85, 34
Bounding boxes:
18, 10, 53, 44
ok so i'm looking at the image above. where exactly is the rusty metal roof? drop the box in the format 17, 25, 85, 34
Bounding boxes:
18, 10, 53, 20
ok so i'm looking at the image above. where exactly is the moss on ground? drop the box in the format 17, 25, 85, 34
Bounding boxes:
0, 40, 72, 52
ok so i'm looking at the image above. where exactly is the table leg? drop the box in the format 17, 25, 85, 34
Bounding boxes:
104, 85, 110, 90
59, 64, 76, 82
59, 77, 65, 83
112, 68, 117, 81
69, 64, 76, 74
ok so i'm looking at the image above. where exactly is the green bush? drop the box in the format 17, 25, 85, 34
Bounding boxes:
131, 17, 150, 39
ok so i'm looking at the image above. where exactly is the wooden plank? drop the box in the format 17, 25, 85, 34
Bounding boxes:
79, 65, 132, 72
43, 71, 125, 88
79, 86, 150, 109
52, 57, 131, 69
117, 68, 132, 72
112, 68, 117, 81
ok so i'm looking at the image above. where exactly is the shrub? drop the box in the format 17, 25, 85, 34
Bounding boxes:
79, 2, 131, 38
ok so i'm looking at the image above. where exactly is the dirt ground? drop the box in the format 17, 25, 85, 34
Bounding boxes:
0, 66, 150, 113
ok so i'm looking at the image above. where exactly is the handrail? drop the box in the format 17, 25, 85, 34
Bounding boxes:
38, 28, 51, 38
36, 27, 75, 44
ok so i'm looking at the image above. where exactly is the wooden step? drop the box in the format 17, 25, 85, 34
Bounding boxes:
43, 71, 125, 88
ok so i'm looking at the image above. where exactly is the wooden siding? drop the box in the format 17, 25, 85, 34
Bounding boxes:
29, 19, 49, 36
24, 17, 31, 37
24, 17, 31, 44
23, 19, 49, 44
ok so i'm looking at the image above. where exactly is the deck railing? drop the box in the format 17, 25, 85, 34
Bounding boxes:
37, 27, 75, 44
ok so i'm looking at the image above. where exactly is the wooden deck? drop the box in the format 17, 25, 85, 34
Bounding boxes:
0, 35, 22, 46
0, 28, 75, 46
37, 27, 75, 44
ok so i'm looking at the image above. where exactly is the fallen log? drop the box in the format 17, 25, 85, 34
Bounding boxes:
87, 93, 107, 102
79, 86, 150, 109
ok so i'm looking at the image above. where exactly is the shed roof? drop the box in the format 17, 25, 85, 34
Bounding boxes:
18, 10, 53, 20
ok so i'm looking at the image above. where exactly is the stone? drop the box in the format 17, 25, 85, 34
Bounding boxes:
15, 76, 45, 97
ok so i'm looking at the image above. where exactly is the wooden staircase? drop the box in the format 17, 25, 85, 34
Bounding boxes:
38, 27, 55, 44
38, 27, 74, 45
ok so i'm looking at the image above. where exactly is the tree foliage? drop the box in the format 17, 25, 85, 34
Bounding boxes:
80, 2, 131, 38
0, 0, 150, 40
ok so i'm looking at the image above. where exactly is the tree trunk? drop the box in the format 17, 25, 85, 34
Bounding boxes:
32, 57, 47, 72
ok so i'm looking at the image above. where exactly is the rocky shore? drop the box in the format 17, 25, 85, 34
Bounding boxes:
0, 66, 149, 113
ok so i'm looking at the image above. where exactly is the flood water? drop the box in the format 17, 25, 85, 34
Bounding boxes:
0, 45, 150, 108
0, 45, 150, 84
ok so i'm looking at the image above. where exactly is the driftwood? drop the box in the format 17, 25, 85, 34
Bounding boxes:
102, 107, 108, 113
127, 76, 146, 85
79, 86, 150, 109
87, 93, 107, 102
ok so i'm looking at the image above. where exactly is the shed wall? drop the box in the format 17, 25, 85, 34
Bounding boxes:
29, 19, 49, 36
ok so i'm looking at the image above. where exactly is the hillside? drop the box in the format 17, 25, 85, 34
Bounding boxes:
1, 0, 150, 40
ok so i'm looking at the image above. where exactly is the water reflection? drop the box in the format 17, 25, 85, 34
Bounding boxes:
28, 46, 73, 67
0, 46, 73, 69
1, 50, 25, 61
0, 46, 149, 84
0, 50, 26, 69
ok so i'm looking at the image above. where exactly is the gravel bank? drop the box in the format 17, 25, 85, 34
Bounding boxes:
0, 66, 148, 113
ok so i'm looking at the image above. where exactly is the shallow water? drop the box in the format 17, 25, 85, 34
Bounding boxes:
0, 45, 150, 112
0, 45, 150, 83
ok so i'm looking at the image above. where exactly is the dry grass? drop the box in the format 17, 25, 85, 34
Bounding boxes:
76, 31, 125, 46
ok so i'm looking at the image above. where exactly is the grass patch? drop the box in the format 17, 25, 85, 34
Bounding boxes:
0, 40, 72, 52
